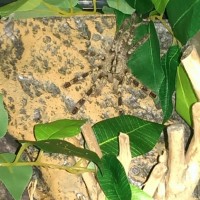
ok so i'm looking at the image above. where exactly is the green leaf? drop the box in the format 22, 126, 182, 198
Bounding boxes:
97, 154, 131, 200
166, 0, 200, 45
27, 139, 101, 167
151, 0, 169, 14
43, 0, 78, 9
159, 46, 181, 122
93, 115, 164, 157
0, 153, 32, 200
176, 66, 198, 126
102, 6, 115, 14
127, 21, 164, 94
34, 119, 86, 140
0, 0, 42, 18
125, 0, 154, 15
130, 184, 153, 200
114, 9, 132, 32
107, 0, 135, 15
0, 0, 79, 19
0, 94, 8, 138
0, 0, 29, 17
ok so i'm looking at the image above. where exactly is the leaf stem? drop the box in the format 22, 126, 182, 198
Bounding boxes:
13, 142, 30, 163
93, 0, 97, 13
0, 161, 95, 174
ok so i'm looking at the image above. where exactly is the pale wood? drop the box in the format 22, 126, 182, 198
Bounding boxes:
81, 122, 103, 158
181, 46, 200, 100
81, 123, 104, 200
143, 162, 167, 197
147, 103, 200, 200
143, 45, 200, 200
117, 133, 132, 175
165, 124, 186, 199
143, 151, 167, 197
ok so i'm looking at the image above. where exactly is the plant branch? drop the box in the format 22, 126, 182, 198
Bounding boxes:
181, 45, 200, 99
0, 160, 94, 174
13, 142, 31, 163
81, 122, 104, 200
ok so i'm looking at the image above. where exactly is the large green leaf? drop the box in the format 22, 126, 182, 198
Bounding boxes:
97, 154, 131, 200
166, 0, 200, 45
107, 0, 135, 15
43, 0, 78, 9
0, 0, 79, 19
0, 94, 8, 138
130, 185, 153, 200
34, 119, 86, 140
0, 153, 32, 200
159, 46, 181, 122
25, 139, 101, 167
93, 115, 164, 157
0, 0, 41, 17
114, 9, 132, 32
127, 21, 164, 94
151, 0, 169, 14
176, 66, 198, 126
125, 0, 154, 15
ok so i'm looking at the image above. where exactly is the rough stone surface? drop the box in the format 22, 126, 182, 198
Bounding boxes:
0, 15, 198, 199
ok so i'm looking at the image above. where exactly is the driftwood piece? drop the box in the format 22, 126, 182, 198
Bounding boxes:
144, 103, 200, 200
117, 133, 132, 175
143, 151, 167, 197
181, 46, 200, 100
166, 124, 186, 198
144, 45, 200, 199
81, 123, 104, 200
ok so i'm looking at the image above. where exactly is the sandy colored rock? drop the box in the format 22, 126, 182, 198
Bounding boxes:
0, 15, 162, 199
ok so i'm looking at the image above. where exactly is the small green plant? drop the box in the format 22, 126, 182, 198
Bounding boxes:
0, 0, 200, 199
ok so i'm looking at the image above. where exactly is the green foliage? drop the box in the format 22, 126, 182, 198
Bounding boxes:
113, 9, 131, 32
97, 154, 153, 200
130, 185, 153, 200
176, 66, 198, 126
159, 46, 181, 122
151, 0, 169, 15
0, 0, 41, 18
25, 139, 101, 168
166, 0, 200, 45
0, 153, 32, 200
34, 119, 86, 140
97, 154, 132, 200
93, 115, 164, 157
107, 0, 135, 15
128, 21, 163, 95
125, 0, 154, 15
0, 0, 81, 19
0, 94, 8, 138
0, 0, 200, 199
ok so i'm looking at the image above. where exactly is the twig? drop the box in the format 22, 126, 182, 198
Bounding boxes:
181, 45, 200, 99
117, 133, 132, 175
81, 123, 104, 200
81, 122, 102, 158
143, 151, 167, 197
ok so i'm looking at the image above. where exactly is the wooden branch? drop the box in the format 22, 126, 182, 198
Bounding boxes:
81, 123, 104, 200
146, 103, 200, 200
117, 133, 132, 175
81, 122, 103, 158
181, 45, 200, 100
143, 45, 200, 200
165, 124, 186, 199
143, 151, 167, 197
181, 102, 200, 199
